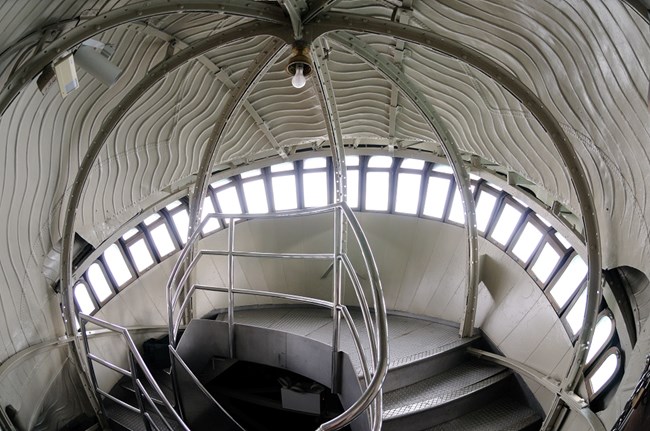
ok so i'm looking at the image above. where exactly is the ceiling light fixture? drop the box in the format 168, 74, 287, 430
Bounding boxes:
286, 41, 313, 89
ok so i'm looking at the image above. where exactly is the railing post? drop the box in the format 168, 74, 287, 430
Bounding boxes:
331, 206, 344, 394
79, 318, 107, 421
128, 352, 153, 431
228, 217, 236, 359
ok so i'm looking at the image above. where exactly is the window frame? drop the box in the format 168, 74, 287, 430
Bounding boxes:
544, 251, 588, 313
485, 195, 526, 251
85, 260, 117, 305
122, 224, 158, 275
585, 346, 623, 400
527, 233, 568, 288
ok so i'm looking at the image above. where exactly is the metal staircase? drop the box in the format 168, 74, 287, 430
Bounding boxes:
76, 203, 542, 430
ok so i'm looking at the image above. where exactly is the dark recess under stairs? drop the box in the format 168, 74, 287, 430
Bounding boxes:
102, 307, 543, 430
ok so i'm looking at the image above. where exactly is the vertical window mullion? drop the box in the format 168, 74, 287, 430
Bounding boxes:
388, 158, 399, 213
139, 222, 162, 263
417, 162, 432, 217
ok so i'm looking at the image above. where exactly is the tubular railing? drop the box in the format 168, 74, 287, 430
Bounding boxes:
166, 202, 388, 431
78, 313, 189, 431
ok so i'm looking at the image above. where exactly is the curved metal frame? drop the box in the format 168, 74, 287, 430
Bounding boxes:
324, 31, 480, 339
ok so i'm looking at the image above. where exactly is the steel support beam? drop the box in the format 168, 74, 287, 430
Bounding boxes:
0, 0, 287, 116
327, 32, 480, 338
303, 0, 342, 24
277, 0, 306, 40
60, 22, 289, 425
307, 13, 602, 422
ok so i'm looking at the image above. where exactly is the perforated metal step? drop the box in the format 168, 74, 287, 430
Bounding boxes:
426, 396, 542, 431
103, 398, 184, 431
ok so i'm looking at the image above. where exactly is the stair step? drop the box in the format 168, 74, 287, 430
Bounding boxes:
425, 396, 542, 431
382, 359, 511, 430
103, 398, 184, 431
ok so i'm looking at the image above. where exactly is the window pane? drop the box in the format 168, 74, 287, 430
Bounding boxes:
271, 162, 294, 173
243, 179, 269, 214
555, 232, 572, 249
395, 173, 421, 214
368, 155, 392, 168
432, 164, 453, 174
587, 315, 614, 364
304, 172, 328, 207
303, 157, 327, 169
549, 255, 587, 308
241, 169, 261, 179
475, 191, 497, 233
566, 289, 587, 335
216, 187, 242, 214
103, 245, 131, 286
423, 176, 450, 218
589, 352, 619, 395
531, 242, 561, 283
347, 170, 359, 208
201, 197, 220, 234
87, 264, 112, 302
401, 158, 424, 170
447, 187, 475, 224
75, 283, 96, 314
150, 224, 176, 257
365, 171, 389, 211
272, 175, 298, 210
143, 213, 160, 226
345, 155, 359, 166
172, 209, 190, 244
166, 200, 182, 210
129, 239, 155, 272
122, 228, 138, 241
211, 178, 230, 189
490, 204, 522, 246
512, 222, 543, 263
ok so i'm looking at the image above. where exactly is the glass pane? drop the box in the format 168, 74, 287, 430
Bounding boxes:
555, 232, 572, 249
74, 283, 96, 314
87, 264, 112, 302
304, 172, 328, 207
172, 209, 190, 244
122, 228, 138, 241
272, 175, 298, 210
216, 187, 242, 214
143, 213, 160, 226
365, 171, 389, 211
271, 162, 294, 173
395, 173, 421, 214
448, 187, 475, 224
241, 169, 261, 179
566, 289, 587, 335
368, 155, 392, 168
587, 315, 614, 364
303, 157, 327, 169
549, 255, 587, 308
531, 242, 561, 283
129, 238, 155, 272
243, 179, 269, 214
347, 170, 359, 208
512, 222, 543, 263
589, 352, 619, 394
401, 158, 425, 170
432, 164, 453, 174
423, 176, 450, 218
103, 245, 132, 286
150, 224, 176, 257
166, 200, 182, 210
211, 178, 230, 189
201, 197, 220, 234
345, 155, 359, 166
490, 204, 522, 246
475, 191, 497, 233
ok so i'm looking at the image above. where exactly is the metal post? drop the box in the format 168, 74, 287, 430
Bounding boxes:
79, 318, 107, 420
128, 352, 153, 431
331, 207, 344, 393
228, 218, 236, 359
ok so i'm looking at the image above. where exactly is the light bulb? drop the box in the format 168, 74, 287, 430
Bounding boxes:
291, 64, 306, 89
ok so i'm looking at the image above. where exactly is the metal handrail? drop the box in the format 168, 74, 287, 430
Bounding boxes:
166, 202, 388, 431
79, 313, 189, 431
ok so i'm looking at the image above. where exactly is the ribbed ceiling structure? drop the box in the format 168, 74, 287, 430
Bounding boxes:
0, 0, 648, 429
